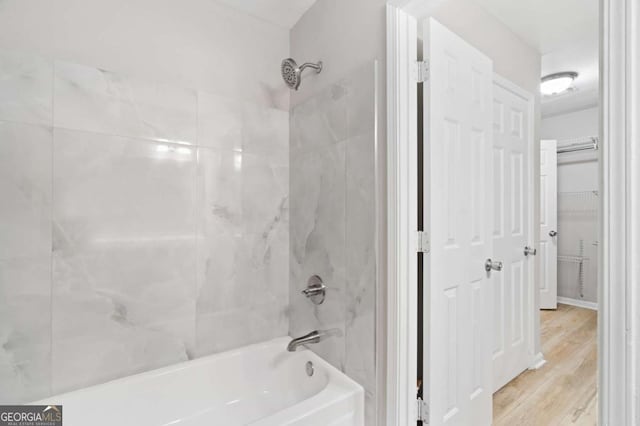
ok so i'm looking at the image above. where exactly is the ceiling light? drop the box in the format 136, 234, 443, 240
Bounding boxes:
540, 72, 578, 96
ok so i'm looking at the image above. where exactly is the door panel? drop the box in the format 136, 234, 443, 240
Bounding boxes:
423, 18, 493, 425
491, 79, 533, 392
540, 140, 558, 309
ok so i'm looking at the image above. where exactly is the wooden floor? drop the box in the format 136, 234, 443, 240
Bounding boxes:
493, 304, 598, 426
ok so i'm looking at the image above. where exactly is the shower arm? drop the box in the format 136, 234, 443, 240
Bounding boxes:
299, 61, 323, 73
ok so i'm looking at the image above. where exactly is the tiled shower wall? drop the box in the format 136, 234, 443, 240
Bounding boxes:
289, 62, 377, 424
0, 50, 289, 402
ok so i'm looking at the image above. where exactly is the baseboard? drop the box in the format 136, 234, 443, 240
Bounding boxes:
557, 296, 598, 311
528, 352, 547, 370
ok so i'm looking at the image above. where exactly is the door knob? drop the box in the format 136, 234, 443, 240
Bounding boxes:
524, 246, 537, 256
549, 230, 558, 237
485, 259, 503, 272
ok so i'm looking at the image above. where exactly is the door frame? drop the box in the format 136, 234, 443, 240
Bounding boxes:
385, 0, 640, 425
599, 0, 639, 424
385, 5, 418, 424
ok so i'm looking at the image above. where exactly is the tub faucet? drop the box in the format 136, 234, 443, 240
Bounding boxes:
287, 329, 340, 352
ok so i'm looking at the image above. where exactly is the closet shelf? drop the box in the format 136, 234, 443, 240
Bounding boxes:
558, 255, 590, 263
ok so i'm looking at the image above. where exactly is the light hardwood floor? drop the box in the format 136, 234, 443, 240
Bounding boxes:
493, 304, 597, 426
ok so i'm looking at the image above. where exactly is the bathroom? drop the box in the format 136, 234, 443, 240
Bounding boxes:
0, 0, 639, 425
0, 0, 381, 424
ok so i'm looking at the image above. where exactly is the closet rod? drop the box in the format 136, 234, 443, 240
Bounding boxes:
557, 136, 599, 154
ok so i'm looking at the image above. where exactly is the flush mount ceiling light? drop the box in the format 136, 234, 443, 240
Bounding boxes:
540, 71, 578, 96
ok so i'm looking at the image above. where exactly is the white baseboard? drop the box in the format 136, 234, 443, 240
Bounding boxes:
528, 352, 547, 370
557, 296, 598, 311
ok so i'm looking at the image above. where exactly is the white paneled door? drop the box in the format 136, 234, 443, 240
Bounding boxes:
490, 77, 533, 392
539, 140, 558, 309
422, 18, 494, 425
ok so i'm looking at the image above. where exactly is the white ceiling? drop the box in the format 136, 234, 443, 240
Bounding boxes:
214, 0, 317, 29
471, 0, 599, 116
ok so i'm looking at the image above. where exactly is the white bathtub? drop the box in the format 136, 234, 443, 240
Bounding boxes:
36, 337, 364, 426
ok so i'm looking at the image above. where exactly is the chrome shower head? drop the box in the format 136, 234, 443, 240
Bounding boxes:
281, 58, 323, 90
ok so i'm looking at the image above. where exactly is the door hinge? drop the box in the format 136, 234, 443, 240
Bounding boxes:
416, 231, 430, 253
417, 398, 429, 423
413, 60, 430, 82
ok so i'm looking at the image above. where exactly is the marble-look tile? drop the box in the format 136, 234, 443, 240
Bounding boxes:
289, 141, 346, 369
242, 103, 288, 163
197, 299, 287, 356
0, 50, 52, 126
0, 258, 51, 403
289, 62, 378, 422
197, 93, 288, 165
343, 65, 378, 422
0, 122, 52, 260
54, 61, 197, 144
0, 121, 52, 403
241, 153, 288, 234
344, 132, 376, 394
51, 128, 198, 394
365, 393, 376, 426
197, 92, 243, 151
290, 83, 348, 154
195, 147, 288, 356
195, 148, 242, 316
240, 228, 289, 312
344, 63, 376, 139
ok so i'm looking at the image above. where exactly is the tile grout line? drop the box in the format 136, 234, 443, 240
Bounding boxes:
344, 85, 350, 370
49, 59, 55, 398
194, 90, 200, 359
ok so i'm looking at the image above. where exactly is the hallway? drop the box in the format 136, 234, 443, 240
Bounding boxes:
493, 304, 597, 425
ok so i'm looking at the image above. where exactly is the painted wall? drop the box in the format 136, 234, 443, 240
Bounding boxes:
428, 1, 541, 96
541, 106, 599, 138
0, 0, 289, 403
541, 107, 599, 194
290, 0, 541, 422
541, 106, 599, 303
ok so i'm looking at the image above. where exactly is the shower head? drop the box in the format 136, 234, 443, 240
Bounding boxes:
281, 58, 323, 90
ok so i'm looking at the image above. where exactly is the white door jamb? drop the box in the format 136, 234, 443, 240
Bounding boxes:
385, 4, 418, 425
600, 0, 639, 424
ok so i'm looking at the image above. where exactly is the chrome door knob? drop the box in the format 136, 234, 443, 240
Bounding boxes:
485, 259, 503, 272
549, 230, 558, 237
524, 246, 537, 256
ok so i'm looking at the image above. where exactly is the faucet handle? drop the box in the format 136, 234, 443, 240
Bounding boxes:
301, 285, 326, 297
302, 275, 326, 305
